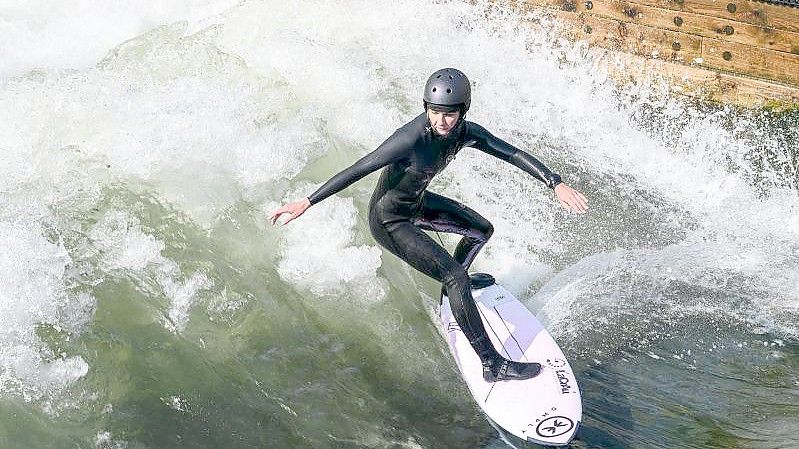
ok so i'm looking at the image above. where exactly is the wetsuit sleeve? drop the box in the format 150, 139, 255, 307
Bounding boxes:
467, 122, 562, 189
307, 130, 410, 205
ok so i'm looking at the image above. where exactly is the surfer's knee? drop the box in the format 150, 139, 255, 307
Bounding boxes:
443, 266, 469, 288
482, 222, 494, 240
465, 221, 493, 243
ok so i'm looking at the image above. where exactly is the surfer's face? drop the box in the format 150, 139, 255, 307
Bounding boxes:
427, 109, 460, 136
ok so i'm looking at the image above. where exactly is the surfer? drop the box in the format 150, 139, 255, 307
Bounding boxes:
270, 68, 588, 382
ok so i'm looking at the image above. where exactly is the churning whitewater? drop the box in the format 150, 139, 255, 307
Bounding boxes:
0, 1, 797, 448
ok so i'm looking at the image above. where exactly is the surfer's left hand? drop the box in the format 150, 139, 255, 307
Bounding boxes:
554, 184, 588, 214
269, 197, 311, 225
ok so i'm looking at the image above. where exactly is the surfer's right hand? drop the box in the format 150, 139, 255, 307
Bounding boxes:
269, 198, 311, 225
554, 183, 588, 214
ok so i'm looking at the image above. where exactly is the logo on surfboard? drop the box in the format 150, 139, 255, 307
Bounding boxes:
556, 369, 574, 394
535, 416, 574, 438
546, 358, 566, 368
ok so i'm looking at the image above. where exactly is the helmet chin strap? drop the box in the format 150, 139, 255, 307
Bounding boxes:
450, 112, 466, 136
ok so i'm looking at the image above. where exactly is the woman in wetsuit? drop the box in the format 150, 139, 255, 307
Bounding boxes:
270, 68, 588, 382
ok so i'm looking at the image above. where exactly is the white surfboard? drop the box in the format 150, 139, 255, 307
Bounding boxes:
439, 275, 582, 446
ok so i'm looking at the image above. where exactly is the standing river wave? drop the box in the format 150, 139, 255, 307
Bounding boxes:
1, 1, 797, 448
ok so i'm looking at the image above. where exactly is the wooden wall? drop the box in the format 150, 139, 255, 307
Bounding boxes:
505, 0, 799, 108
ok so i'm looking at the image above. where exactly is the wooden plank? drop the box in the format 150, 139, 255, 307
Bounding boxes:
619, 0, 799, 32
512, 2, 799, 108
545, 11, 704, 63
594, 46, 799, 107
700, 37, 799, 84
519, 0, 799, 83
570, 0, 799, 54
518, 0, 799, 35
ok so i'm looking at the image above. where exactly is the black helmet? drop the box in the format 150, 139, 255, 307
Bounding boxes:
423, 68, 471, 113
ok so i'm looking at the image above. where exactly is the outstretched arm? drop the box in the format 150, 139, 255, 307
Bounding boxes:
306, 131, 409, 206
270, 130, 410, 225
468, 123, 588, 213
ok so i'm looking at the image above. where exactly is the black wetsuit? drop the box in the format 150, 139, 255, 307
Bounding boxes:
308, 112, 561, 369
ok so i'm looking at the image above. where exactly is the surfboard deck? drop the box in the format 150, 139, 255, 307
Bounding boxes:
438, 276, 582, 446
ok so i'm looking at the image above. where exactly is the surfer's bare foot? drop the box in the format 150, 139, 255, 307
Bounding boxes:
483, 359, 542, 382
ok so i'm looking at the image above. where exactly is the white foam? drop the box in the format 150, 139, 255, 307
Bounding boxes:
275, 187, 386, 302
160, 394, 188, 412
0, 0, 240, 81
2, 20, 328, 225
0, 222, 93, 401
95, 431, 128, 449
89, 211, 212, 332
